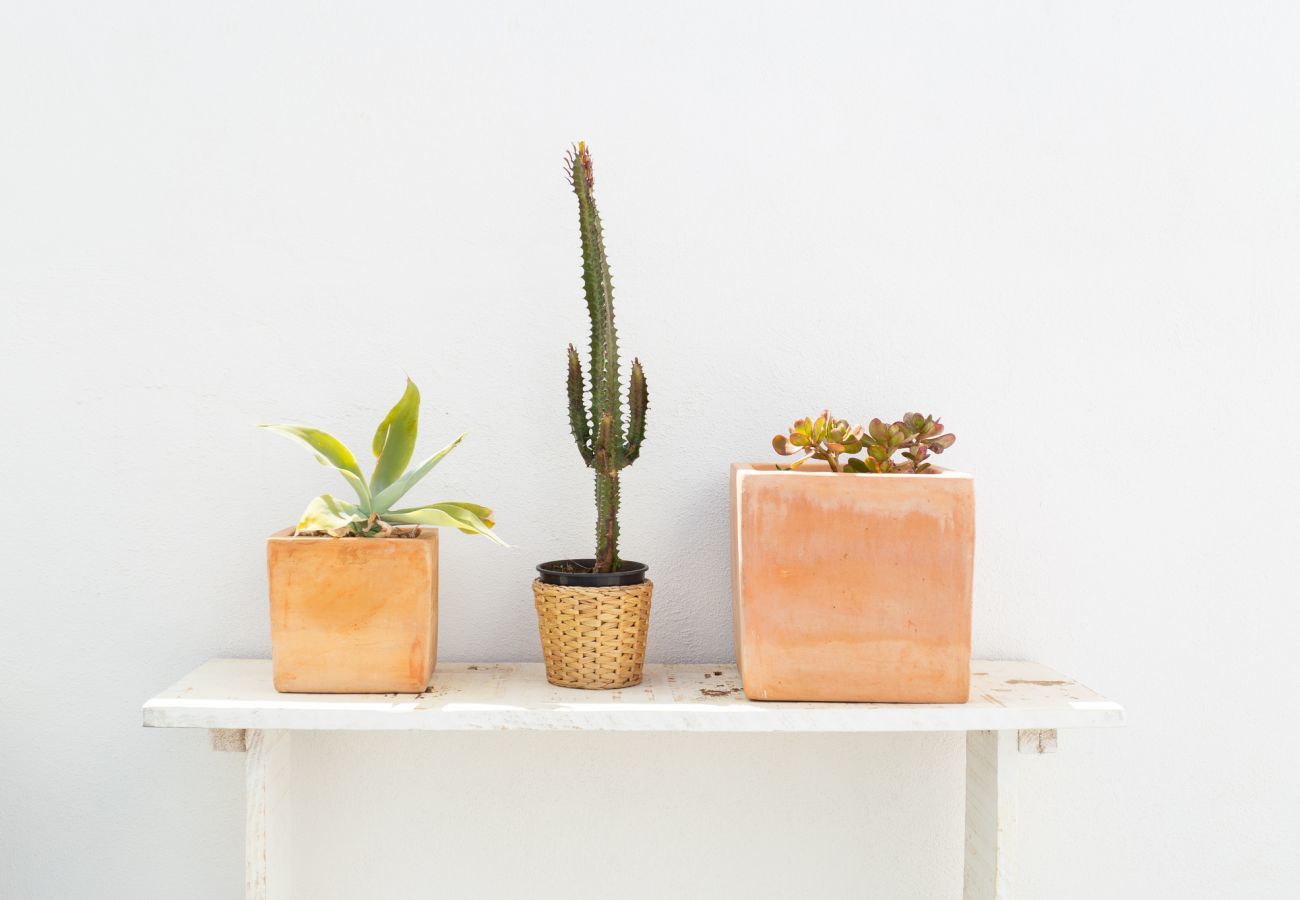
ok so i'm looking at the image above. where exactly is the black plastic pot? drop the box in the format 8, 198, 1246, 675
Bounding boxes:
536, 559, 648, 587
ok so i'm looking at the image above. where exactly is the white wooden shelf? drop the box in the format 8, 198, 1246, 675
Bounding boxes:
143, 658, 1121, 733
143, 659, 1123, 900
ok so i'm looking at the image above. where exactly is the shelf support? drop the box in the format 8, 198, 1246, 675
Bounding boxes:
209, 728, 247, 752
244, 730, 292, 900
1017, 728, 1057, 754
963, 729, 1017, 900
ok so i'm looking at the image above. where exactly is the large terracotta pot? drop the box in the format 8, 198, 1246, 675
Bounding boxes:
730, 463, 974, 702
267, 528, 438, 693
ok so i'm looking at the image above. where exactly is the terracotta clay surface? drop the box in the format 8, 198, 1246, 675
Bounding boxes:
266, 528, 438, 693
731, 463, 974, 702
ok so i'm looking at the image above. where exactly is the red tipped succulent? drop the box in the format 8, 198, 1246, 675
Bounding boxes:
772, 411, 864, 472
774, 411, 956, 473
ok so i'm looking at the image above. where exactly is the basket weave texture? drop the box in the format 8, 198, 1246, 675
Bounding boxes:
532, 578, 653, 689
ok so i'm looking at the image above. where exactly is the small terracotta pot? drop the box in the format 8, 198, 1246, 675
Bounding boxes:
731, 463, 974, 703
267, 528, 438, 693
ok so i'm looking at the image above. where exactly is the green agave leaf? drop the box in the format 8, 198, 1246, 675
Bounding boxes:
261, 424, 372, 510
370, 433, 466, 514
295, 494, 363, 535
438, 501, 495, 525
370, 378, 420, 495
386, 501, 506, 546
261, 424, 362, 474
384, 507, 463, 529
434, 503, 504, 544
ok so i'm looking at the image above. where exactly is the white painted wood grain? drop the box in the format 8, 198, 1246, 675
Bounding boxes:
143, 660, 1123, 733
209, 728, 247, 752
1017, 728, 1058, 754
964, 730, 1017, 900
244, 730, 291, 900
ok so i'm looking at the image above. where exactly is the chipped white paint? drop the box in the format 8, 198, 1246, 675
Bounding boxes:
244, 730, 291, 900
209, 728, 247, 752
1017, 728, 1058, 754
964, 730, 1018, 899
143, 659, 1124, 734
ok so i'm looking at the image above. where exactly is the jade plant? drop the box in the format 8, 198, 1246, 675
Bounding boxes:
774, 411, 955, 473
563, 142, 648, 573
771, 412, 863, 472
262, 379, 503, 542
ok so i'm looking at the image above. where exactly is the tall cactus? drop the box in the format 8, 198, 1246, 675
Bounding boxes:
563, 142, 648, 573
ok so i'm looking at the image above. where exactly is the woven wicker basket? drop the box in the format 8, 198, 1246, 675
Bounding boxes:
532, 579, 653, 689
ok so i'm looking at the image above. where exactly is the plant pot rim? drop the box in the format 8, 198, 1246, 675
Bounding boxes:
733, 462, 972, 479
536, 558, 648, 587
266, 527, 437, 542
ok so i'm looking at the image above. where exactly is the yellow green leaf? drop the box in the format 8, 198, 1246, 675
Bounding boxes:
370, 378, 420, 495
387, 501, 505, 546
261, 424, 371, 509
370, 433, 465, 514
294, 495, 362, 535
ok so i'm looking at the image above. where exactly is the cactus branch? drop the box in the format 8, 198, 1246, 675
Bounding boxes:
566, 344, 594, 465
570, 144, 624, 468
624, 358, 647, 463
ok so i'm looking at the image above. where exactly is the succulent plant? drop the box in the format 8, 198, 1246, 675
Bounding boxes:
772, 411, 864, 472
563, 142, 649, 573
262, 379, 503, 542
845, 413, 956, 473
774, 410, 956, 473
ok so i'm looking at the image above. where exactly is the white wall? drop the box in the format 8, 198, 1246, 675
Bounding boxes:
3, 2, 1298, 897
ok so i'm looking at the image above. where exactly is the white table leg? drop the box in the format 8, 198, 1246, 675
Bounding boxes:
963, 729, 1017, 899
244, 729, 292, 900
962, 728, 1060, 899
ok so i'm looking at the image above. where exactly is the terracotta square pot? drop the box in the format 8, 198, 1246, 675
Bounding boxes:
731, 463, 974, 702
266, 528, 438, 693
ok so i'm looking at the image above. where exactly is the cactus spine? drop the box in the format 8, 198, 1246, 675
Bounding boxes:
564, 142, 648, 573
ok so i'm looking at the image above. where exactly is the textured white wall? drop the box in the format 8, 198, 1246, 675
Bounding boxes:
3, 2, 1298, 898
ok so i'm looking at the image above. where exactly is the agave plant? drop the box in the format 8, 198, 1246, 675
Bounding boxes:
261, 379, 503, 542
845, 413, 956, 473
772, 411, 864, 472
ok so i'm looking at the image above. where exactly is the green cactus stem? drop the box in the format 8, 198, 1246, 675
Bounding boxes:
563, 142, 649, 573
